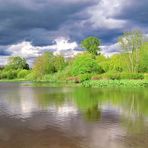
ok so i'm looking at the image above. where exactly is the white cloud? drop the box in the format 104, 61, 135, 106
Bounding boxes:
0, 37, 80, 65
100, 43, 121, 56
8, 41, 40, 58
0, 56, 9, 66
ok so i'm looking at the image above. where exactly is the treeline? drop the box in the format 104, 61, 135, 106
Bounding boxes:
0, 30, 148, 82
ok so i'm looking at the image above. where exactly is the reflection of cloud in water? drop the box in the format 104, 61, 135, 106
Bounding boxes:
18, 87, 40, 118
0, 85, 78, 119
0, 86, 40, 118
56, 104, 78, 116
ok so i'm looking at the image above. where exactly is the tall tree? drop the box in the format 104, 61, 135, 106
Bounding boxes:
6, 56, 29, 70
33, 52, 55, 78
53, 55, 66, 72
118, 30, 143, 72
81, 36, 101, 56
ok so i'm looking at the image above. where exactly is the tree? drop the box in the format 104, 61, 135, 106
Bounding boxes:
110, 54, 128, 72
71, 52, 103, 75
138, 42, 148, 72
118, 30, 143, 72
81, 36, 101, 56
5, 56, 29, 70
33, 52, 55, 78
53, 55, 66, 72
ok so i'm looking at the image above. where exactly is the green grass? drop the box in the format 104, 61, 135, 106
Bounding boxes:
0, 79, 27, 82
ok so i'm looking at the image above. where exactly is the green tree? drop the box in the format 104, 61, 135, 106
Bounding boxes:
138, 42, 148, 72
81, 36, 101, 56
33, 52, 55, 79
110, 54, 127, 72
5, 56, 29, 70
118, 30, 143, 72
71, 52, 103, 75
53, 55, 66, 72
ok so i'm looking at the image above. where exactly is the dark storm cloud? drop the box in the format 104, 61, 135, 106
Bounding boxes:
0, 44, 12, 56
0, 0, 97, 46
114, 0, 148, 28
0, 0, 148, 63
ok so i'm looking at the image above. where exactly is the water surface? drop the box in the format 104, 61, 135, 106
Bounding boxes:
0, 82, 148, 148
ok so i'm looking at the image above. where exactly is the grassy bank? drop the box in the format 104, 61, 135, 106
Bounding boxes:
81, 80, 148, 88
0, 79, 148, 88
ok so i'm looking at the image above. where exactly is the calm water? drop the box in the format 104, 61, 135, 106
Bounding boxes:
0, 82, 148, 148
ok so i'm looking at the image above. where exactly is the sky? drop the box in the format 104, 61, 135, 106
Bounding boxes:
0, 0, 148, 65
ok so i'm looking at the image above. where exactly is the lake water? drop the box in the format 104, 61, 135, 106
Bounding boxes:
0, 82, 148, 148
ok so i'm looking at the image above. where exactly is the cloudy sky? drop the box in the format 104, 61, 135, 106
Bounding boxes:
0, 0, 148, 65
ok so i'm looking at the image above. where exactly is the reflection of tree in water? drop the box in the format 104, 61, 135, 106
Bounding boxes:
72, 87, 148, 125
32, 88, 67, 109
84, 105, 101, 122
72, 88, 102, 122
39, 93, 65, 107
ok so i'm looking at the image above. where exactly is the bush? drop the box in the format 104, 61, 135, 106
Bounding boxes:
120, 73, 144, 80
25, 72, 36, 80
17, 70, 30, 78
144, 74, 148, 80
42, 74, 58, 82
78, 74, 92, 82
71, 53, 104, 76
103, 73, 121, 80
91, 73, 144, 80
0, 70, 17, 79
91, 74, 102, 80
0, 71, 8, 79
66, 74, 92, 83
66, 76, 81, 83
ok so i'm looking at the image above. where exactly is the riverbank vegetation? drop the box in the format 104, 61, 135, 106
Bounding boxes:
0, 30, 148, 87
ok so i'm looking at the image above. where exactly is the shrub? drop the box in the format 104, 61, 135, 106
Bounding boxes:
101, 73, 121, 80
42, 74, 58, 82
78, 74, 92, 82
0, 71, 7, 79
91, 74, 102, 80
17, 70, 30, 78
71, 53, 104, 76
25, 72, 36, 80
66, 76, 81, 83
0, 70, 17, 79
144, 74, 148, 80
42, 74, 52, 81
91, 73, 144, 80
66, 74, 92, 83
120, 73, 144, 80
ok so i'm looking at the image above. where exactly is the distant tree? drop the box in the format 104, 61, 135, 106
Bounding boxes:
5, 56, 29, 70
118, 30, 143, 72
81, 36, 101, 56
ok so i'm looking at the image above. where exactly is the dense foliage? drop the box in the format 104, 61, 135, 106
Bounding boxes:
71, 52, 103, 75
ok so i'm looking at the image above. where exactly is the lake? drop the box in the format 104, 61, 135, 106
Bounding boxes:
0, 82, 148, 148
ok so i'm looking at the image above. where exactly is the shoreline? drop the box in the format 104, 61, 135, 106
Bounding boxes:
0, 79, 148, 88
